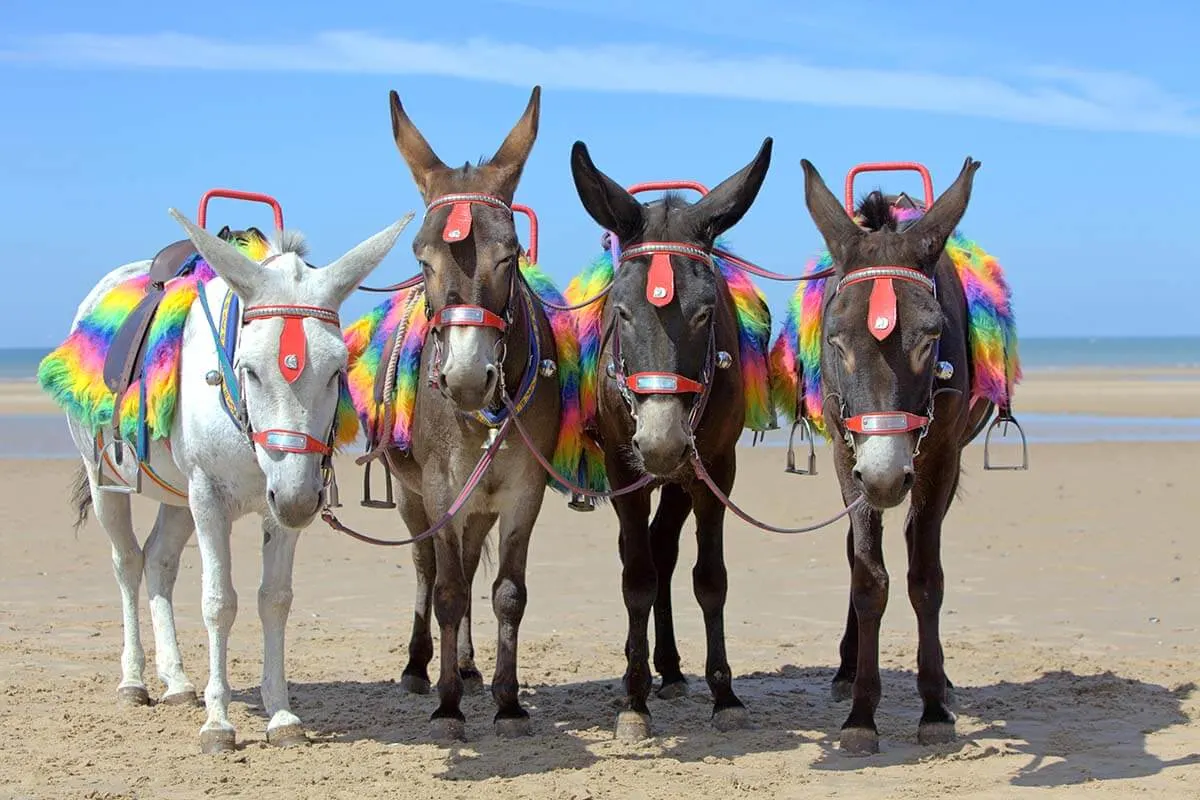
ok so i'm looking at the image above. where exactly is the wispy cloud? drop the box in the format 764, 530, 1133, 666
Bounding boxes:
3, 30, 1197, 136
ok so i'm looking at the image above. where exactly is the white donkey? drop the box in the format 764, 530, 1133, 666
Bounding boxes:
62, 209, 411, 753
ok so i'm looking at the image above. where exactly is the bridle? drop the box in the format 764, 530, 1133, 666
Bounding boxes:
825, 264, 954, 459
607, 240, 727, 436
420, 191, 547, 431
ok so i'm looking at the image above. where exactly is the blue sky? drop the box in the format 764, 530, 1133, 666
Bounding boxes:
2, 0, 1197, 346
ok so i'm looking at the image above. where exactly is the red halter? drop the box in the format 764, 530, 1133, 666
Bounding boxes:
832, 265, 938, 438
241, 304, 342, 456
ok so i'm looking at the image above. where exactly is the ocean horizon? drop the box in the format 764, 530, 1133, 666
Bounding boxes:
3, 336, 1198, 380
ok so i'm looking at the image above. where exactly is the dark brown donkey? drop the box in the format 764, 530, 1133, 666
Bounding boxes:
798, 157, 991, 754
569, 138, 772, 740
385, 87, 562, 741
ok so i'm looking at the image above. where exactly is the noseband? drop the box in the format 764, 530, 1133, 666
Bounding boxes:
828, 265, 944, 453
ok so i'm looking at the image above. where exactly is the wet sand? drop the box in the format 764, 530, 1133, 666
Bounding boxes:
0, 370, 1198, 798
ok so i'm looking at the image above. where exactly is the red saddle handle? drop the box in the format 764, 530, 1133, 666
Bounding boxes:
843, 162, 934, 216
512, 203, 539, 264
198, 188, 285, 232
626, 180, 710, 197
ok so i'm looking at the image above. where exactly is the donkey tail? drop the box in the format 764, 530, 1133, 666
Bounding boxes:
71, 462, 93, 531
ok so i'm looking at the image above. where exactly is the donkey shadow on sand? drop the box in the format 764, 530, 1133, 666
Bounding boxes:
232, 664, 1198, 786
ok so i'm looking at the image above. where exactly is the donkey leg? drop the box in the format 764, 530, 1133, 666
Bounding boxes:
259, 516, 307, 748
143, 504, 199, 706
650, 483, 693, 700
399, 492, 435, 695
87, 468, 150, 706
690, 456, 748, 732
840, 502, 887, 756
429, 526, 470, 741
490, 498, 542, 738
613, 487, 656, 742
458, 514, 497, 695
906, 459, 960, 745
832, 521, 858, 701
190, 479, 239, 754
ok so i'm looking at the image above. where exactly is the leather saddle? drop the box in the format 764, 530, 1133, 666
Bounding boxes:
100, 226, 243, 441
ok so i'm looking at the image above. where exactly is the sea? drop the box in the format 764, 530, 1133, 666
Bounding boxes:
2, 337, 1197, 458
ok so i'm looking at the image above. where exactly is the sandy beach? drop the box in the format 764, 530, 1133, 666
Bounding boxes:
1, 369, 1198, 799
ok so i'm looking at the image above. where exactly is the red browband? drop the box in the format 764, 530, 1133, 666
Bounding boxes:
433, 304, 508, 332
835, 266, 934, 343
619, 241, 713, 308
843, 411, 929, 435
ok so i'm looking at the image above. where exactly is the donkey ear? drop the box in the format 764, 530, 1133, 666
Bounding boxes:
169, 208, 265, 302
389, 90, 447, 199
801, 158, 862, 267
687, 137, 773, 242
490, 86, 541, 199
317, 213, 415, 308
570, 140, 643, 242
904, 156, 981, 264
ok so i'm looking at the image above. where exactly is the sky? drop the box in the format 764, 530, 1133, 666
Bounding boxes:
1, 0, 1197, 347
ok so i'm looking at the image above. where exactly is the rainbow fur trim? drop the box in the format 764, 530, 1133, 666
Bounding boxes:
769, 219, 1021, 437
38, 234, 359, 451
344, 259, 605, 494
565, 238, 774, 488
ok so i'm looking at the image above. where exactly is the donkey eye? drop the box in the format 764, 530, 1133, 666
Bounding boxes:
242, 367, 259, 383
616, 305, 633, 322
693, 308, 713, 328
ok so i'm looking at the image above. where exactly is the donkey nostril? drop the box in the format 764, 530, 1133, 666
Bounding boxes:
902, 469, 915, 491
852, 468, 864, 485
267, 490, 276, 507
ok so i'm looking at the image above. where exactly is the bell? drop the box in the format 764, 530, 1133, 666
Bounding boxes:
715, 351, 733, 370
205, 370, 223, 386
934, 360, 955, 380
540, 359, 558, 378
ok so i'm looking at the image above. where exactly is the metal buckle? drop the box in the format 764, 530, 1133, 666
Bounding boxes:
784, 418, 818, 476
983, 408, 1029, 471
360, 458, 397, 509
96, 439, 142, 494
482, 426, 507, 450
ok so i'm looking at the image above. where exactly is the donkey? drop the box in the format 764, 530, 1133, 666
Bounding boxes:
797, 156, 989, 754
569, 138, 772, 740
61, 212, 408, 753
381, 87, 563, 741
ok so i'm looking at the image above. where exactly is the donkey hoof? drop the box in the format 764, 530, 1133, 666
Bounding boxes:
117, 686, 151, 707
831, 680, 853, 703
657, 680, 689, 701
267, 723, 309, 748
614, 710, 652, 742
918, 721, 957, 746
460, 670, 486, 695
431, 717, 467, 743
495, 715, 532, 738
161, 689, 201, 707
400, 674, 431, 695
839, 726, 879, 756
712, 705, 750, 732
199, 727, 237, 755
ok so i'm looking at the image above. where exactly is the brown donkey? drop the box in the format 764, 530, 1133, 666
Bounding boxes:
795, 157, 996, 754
384, 87, 563, 741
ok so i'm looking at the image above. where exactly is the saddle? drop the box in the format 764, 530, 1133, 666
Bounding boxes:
100, 226, 241, 449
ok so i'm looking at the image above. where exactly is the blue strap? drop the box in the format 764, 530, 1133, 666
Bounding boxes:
197, 284, 242, 410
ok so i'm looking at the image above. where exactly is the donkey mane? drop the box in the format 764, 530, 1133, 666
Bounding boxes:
271, 229, 310, 258
854, 190, 900, 232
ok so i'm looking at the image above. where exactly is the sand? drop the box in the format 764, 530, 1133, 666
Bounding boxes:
1, 371, 1198, 799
